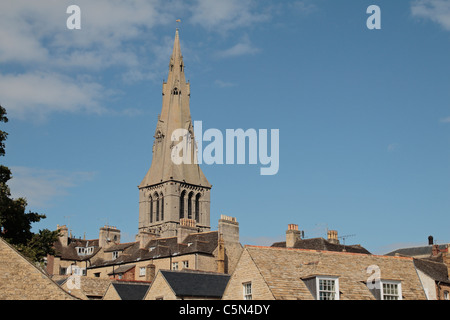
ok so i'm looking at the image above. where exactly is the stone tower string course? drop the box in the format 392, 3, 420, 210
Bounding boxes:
138, 29, 211, 239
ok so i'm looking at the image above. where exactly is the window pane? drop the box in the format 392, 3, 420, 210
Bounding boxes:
318, 279, 337, 300
382, 282, 399, 300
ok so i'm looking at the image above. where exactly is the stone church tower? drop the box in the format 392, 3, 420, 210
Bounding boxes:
138, 29, 211, 239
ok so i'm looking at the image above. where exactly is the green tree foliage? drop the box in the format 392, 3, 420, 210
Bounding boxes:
0, 105, 59, 264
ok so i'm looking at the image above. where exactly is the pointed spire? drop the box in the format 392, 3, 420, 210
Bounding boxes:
171, 28, 182, 62
139, 29, 210, 189
168, 28, 185, 85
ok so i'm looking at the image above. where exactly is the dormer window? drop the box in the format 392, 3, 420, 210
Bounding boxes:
366, 279, 402, 300
302, 275, 340, 300
112, 251, 120, 259
76, 246, 94, 256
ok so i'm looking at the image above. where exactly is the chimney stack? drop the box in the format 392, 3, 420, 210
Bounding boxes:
432, 244, 440, 257
327, 230, 339, 244
57, 224, 69, 247
217, 234, 225, 274
146, 264, 156, 282
177, 218, 198, 243
428, 235, 434, 245
139, 230, 156, 249
286, 224, 301, 248
218, 215, 239, 244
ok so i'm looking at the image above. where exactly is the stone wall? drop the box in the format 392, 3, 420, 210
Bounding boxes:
0, 238, 77, 300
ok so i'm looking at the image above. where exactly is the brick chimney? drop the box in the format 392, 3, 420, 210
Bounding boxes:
286, 224, 301, 248
327, 230, 339, 244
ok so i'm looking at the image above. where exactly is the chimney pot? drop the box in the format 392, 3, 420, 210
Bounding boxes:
327, 230, 339, 244
428, 235, 434, 245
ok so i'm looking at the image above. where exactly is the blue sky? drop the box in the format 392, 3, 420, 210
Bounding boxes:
1, 0, 450, 254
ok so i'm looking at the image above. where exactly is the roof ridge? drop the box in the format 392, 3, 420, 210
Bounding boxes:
245, 245, 413, 260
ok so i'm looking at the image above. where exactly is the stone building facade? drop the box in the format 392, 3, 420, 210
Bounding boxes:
222, 245, 428, 300
0, 237, 77, 300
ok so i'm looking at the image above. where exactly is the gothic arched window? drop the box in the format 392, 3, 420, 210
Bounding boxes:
188, 192, 194, 219
180, 190, 186, 219
155, 193, 160, 221
149, 196, 153, 223
160, 192, 164, 221
195, 193, 201, 223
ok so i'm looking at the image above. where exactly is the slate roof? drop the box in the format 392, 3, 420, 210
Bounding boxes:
271, 237, 371, 254
385, 244, 448, 257
413, 258, 450, 284
109, 281, 151, 300
53, 238, 101, 261
160, 270, 230, 298
89, 231, 219, 269
235, 246, 427, 300
104, 242, 135, 253
107, 264, 135, 275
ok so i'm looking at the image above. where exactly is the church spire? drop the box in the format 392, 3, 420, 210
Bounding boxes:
139, 29, 210, 189
171, 28, 182, 63
138, 29, 212, 239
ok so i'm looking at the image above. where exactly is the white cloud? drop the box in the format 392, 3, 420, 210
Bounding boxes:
411, 0, 450, 30
0, 0, 174, 68
189, 0, 270, 33
0, 0, 271, 120
387, 143, 399, 152
216, 35, 261, 58
289, 1, 318, 14
0, 72, 106, 121
8, 166, 95, 208
439, 116, 450, 123
214, 80, 237, 88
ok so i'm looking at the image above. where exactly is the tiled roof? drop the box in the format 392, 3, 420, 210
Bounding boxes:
107, 264, 135, 275
243, 246, 427, 300
89, 231, 219, 268
110, 281, 150, 300
385, 244, 448, 257
271, 237, 371, 254
104, 242, 136, 252
413, 258, 450, 284
56, 275, 111, 298
160, 270, 230, 298
53, 238, 101, 261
